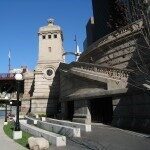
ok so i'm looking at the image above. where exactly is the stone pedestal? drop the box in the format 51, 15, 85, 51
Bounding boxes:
4, 122, 8, 126
73, 100, 91, 124
36, 114, 39, 119
41, 117, 46, 121
13, 131, 22, 140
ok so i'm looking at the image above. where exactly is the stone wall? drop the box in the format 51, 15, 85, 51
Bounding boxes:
31, 97, 58, 117
31, 67, 60, 116
112, 92, 150, 133
23, 71, 34, 99
21, 71, 34, 114
79, 20, 150, 71
58, 20, 150, 134
60, 67, 107, 99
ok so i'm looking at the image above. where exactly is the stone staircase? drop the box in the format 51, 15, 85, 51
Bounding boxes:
20, 116, 91, 147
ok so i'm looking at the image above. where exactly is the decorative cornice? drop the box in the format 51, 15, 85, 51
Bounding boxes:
38, 30, 61, 35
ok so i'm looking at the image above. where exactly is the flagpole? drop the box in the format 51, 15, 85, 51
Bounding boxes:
74, 35, 78, 51
9, 57, 10, 73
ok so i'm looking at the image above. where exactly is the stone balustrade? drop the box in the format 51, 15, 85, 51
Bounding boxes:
64, 62, 133, 80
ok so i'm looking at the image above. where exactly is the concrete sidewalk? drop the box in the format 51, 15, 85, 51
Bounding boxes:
0, 118, 27, 150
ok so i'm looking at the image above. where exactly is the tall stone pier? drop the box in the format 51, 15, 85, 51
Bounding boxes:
73, 100, 91, 124
31, 19, 64, 116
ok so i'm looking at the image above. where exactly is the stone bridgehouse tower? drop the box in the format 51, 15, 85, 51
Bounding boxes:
23, 19, 64, 116
22, 1, 150, 133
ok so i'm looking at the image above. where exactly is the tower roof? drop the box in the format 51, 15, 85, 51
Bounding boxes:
39, 18, 61, 33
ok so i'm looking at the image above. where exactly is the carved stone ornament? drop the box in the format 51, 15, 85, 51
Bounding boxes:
42, 66, 55, 79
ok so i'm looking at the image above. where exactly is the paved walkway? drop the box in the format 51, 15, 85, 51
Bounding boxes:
0, 118, 27, 150
68, 124, 150, 150
1, 117, 150, 150
51, 124, 150, 150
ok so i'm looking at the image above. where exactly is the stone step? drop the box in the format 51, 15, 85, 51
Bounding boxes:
25, 116, 38, 125
20, 122, 66, 147
37, 120, 81, 137
46, 118, 91, 132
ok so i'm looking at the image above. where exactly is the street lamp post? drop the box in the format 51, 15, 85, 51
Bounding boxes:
4, 103, 7, 124
4, 95, 9, 125
13, 73, 23, 140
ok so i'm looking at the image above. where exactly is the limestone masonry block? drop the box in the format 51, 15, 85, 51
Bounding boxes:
28, 137, 49, 150
46, 118, 91, 132
21, 122, 66, 147
13, 131, 22, 140
37, 120, 81, 137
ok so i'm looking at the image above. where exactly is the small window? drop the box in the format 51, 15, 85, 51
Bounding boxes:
48, 35, 51, 39
42, 35, 46, 39
54, 34, 57, 38
47, 69, 53, 76
48, 47, 51, 52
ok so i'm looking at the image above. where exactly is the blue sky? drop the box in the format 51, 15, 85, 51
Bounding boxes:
0, 0, 92, 72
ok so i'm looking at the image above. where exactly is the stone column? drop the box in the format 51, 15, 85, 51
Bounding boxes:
73, 100, 91, 124
21, 71, 34, 114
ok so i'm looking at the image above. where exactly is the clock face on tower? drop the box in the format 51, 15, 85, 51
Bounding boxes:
43, 67, 55, 79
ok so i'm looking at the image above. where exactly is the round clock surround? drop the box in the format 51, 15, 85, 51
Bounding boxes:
42, 66, 55, 79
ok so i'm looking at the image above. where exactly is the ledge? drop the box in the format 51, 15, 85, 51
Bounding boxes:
60, 88, 144, 101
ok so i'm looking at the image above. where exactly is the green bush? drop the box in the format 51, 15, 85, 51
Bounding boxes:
38, 113, 46, 118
